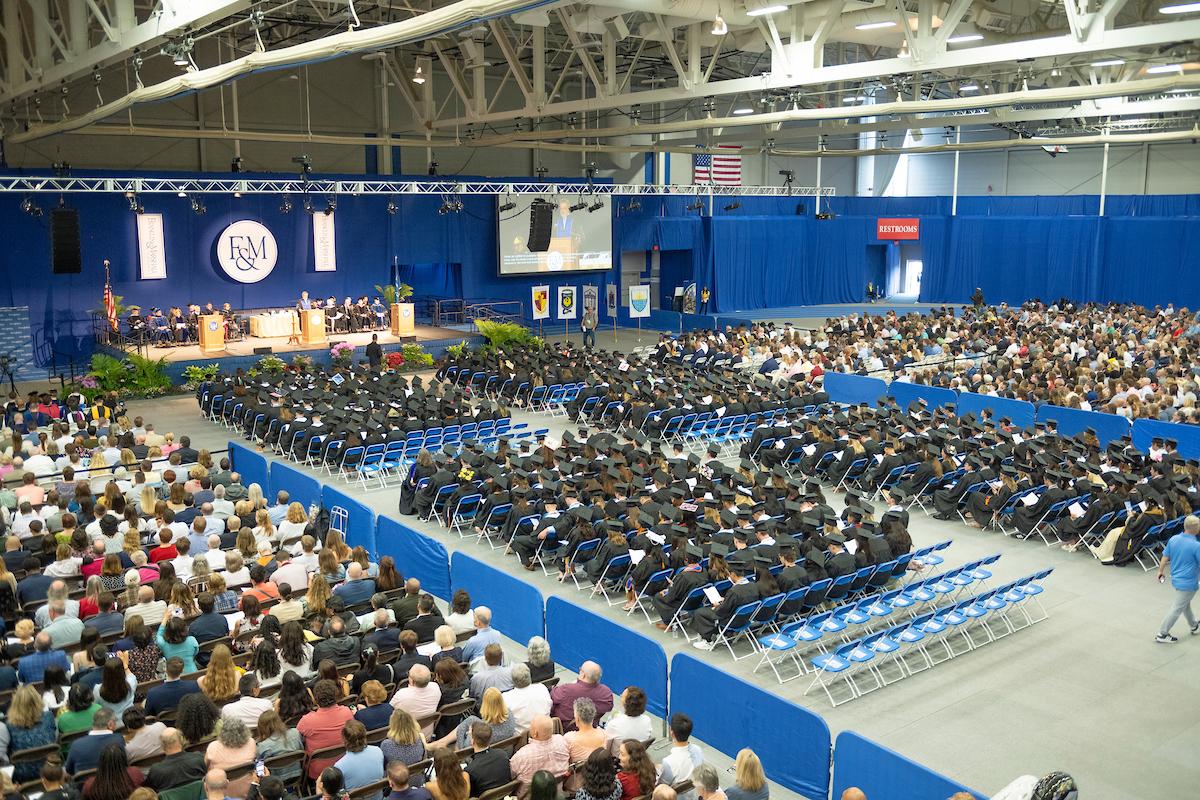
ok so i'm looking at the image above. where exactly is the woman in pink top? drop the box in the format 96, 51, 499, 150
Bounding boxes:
205, 717, 258, 798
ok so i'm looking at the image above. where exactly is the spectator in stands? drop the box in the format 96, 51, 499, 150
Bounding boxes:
525, 637, 554, 684
549, 661, 612, 733
254, 710, 303, 782
190, 592, 230, 643
299, 680, 355, 781
401, 594, 443, 643
43, 599, 84, 647
278, 620, 316, 680
387, 762, 433, 800
427, 747, 469, 800
693, 764, 725, 800
605, 688, 653, 744
578, 747, 621, 800
37, 754, 72, 800
145, 727, 207, 792
376, 556, 401, 594
45, 542, 82, 578
223, 674, 274, 730
64, 707, 123, 775
429, 626, 463, 669
96, 657, 138, 717
17, 556, 53, 604
267, 491, 290, 526
145, 657, 202, 717
659, 714, 703, 789
388, 579, 422, 626
7, 685, 58, 780
149, 529, 178, 564
270, 581, 304, 623
355, 680, 394, 731
460, 606, 500, 664
276, 670, 315, 722
335, 719, 386, 800
89, 591, 124, 636
121, 706, 165, 761
463, 721, 510, 796
17, 632, 70, 684
503, 664, 552, 733
724, 750, 767, 800
207, 573, 238, 613
125, 585, 166, 627
126, 627, 164, 684
617, 740, 656, 800
366, 609, 402, 652
57, 684, 100, 740
156, 615, 200, 673
223, 551, 251, 588
310, 615, 360, 669
433, 659, 469, 717
177, 692, 221, 745
36, 579, 81, 627
390, 665, 440, 737
509, 716, 569, 798
81, 743, 144, 800
471, 644, 513, 699
381, 708, 426, 767
205, 716, 257, 798
451, 687, 518, 752
198, 644, 240, 702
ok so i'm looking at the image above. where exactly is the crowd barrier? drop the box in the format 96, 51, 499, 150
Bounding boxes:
670, 654, 831, 800
545, 597, 669, 717
830, 731, 982, 800
1036, 403, 1131, 447
269, 461, 323, 510
955, 392, 1036, 428
227, 442, 269, 494
376, 515, 452, 601
449, 552, 546, 646
323, 485, 377, 556
823, 373, 888, 406
886, 380, 958, 411
1132, 418, 1200, 459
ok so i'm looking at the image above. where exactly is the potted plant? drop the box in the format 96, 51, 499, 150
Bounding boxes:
181, 363, 221, 391
330, 341, 355, 367
385, 351, 406, 372
445, 340, 469, 360
374, 282, 414, 305
257, 354, 287, 375
291, 354, 314, 373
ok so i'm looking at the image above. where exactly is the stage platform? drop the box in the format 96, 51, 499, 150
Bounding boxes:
121, 325, 481, 382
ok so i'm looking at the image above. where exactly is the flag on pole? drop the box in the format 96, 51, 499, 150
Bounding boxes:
693, 145, 742, 185
102, 259, 117, 331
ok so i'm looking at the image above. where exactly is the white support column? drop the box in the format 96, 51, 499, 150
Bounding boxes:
228, 37, 241, 160
951, 127, 961, 215
68, 0, 89, 57
377, 60, 391, 174
815, 154, 823, 215
1098, 139, 1110, 216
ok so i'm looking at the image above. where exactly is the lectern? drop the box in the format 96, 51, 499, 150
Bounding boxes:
300, 309, 327, 345
199, 314, 225, 354
390, 303, 415, 337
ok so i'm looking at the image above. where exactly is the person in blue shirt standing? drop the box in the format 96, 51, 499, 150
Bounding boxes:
1156, 514, 1200, 643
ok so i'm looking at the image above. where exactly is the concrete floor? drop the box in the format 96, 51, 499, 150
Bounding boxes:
141, 379, 1200, 800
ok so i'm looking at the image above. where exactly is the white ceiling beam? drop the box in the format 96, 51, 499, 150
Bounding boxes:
1087, 0, 1132, 39
488, 19, 533, 101
932, 0, 975, 48
430, 41, 475, 113
0, 0, 253, 105
556, 8, 605, 94
432, 19, 1200, 127
652, 15, 690, 90
82, 0, 118, 42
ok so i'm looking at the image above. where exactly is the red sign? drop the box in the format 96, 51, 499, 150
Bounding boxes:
877, 218, 920, 240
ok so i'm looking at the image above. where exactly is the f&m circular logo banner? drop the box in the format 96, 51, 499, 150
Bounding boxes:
216, 220, 278, 283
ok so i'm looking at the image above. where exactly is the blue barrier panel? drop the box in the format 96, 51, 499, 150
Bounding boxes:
822, 372, 889, 406
375, 515, 451, 601
1133, 418, 1200, 459
227, 442, 269, 494
322, 485, 378, 557
546, 597, 668, 717
955, 392, 1036, 428
887, 381, 958, 411
831, 730, 982, 800
1037, 404, 1131, 447
450, 552, 545, 646
269, 462, 323, 511
669, 654, 830, 800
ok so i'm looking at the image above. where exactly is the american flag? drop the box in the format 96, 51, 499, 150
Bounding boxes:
693, 145, 742, 185
102, 259, 117, 331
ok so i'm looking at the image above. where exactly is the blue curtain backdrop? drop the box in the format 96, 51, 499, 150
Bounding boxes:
1097, 218, 1200, 307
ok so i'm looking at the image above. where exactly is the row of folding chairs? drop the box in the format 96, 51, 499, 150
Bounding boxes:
798, 568, 1053, 705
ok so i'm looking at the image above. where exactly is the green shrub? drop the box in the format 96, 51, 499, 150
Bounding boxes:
257, 355, 287, 375
475, 321, 543, 353
181, 363, 221, 390
401, 343, 434, 368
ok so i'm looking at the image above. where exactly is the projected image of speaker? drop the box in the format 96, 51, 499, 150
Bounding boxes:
527, 200, 554, 252
51, 208, 82, 274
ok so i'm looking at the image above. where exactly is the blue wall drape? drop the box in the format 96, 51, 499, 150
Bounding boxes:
1097, 218, 1200, 308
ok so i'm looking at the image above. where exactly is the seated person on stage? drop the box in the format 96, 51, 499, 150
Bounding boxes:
170, 307, 190, 342
325, 297, 347, 332
221, 304, 243, 340
371, 297, 387, 329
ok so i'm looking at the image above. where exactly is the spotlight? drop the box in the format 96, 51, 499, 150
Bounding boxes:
412, 64, 426, 84
280, 196, 293, 214
20, 197, 43, 217
51, 161, 70, 177
177, 191, 187, 198
724, 201, 741, 211
292, 154, 313, 179
498, 198, 517, 212
568, 199, 588, 212
231, 156, 245, 173
625, 199, 641, 212
686, 200, 704, 212
711, 14, 728, 35
428, 161, 439, 177
588, 200, 604, 213
190, 196, 206, 215
386, 200, 398, 215
438, 199, 464, 215
303, 197, 315, 214
535, 166, 549, 181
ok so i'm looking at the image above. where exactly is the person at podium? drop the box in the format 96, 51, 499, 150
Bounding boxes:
554, 201, 574, 237
297, 291, 312, 311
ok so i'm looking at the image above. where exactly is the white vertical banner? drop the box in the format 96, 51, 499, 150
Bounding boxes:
606, 284, 617, 317
136, 213, 166, 280
532, 285, 550, 320
313, 212, 337, 272
557, 286, 577, 319
629, 285, 651, 318
582, 285, 598, 313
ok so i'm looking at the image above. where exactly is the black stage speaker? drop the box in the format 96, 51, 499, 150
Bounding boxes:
528, 200, 554, 252
51, 208, 82, 274
253, 346, 274, 355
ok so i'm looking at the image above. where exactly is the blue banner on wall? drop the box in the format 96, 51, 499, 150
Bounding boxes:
322, 485, 378, 557
450, 552, 545, 647
1036, 404, 1131, 447
823, 373, 889, 407
887, 381, 958, 411
1132, 418, 1200, 459
546, 597, 668, 717
955, 392, 1036, 429
831, 730, 981, 800
269, 461, 323, 511
376, 515, 451, 601
669, 654, 831, 799
227, 441, 269, 496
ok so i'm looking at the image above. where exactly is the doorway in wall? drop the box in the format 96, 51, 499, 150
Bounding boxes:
893, 243, 924, 299
864, 245, 887, 300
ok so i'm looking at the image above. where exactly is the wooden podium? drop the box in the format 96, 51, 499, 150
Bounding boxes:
199, 314, 225, 354
390, 303, 415, 337
300, 309, 327, 345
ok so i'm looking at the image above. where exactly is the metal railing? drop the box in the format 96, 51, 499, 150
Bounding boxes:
466, 300, 524, 326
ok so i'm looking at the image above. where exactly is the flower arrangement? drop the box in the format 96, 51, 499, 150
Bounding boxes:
291, 354, 314, 372
330, 341, 355, 367
385, 351, 406, 370
73, 353, 172, 399
181, 363, 221, 391
257, 355, 287, 375
401, 343, 434, 368
78, 375, 99, 390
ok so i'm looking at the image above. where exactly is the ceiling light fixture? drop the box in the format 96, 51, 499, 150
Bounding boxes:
412, 64, 426, 84
711, 14, 728, 35
723, 201, 741, 211
1146, 63, 1183, 74
947, 33, 984, 43
959, 83, 980, 92
280, 196, 293, 214
1091, 59, 1125, 67
746, 5, 787, 17
686, 200, 704, 212
588, 200, 605, 213
732, 107, 755, 115
568, 199, 588, 212
855, 21, 897, 30
1159, 1, 1200, 12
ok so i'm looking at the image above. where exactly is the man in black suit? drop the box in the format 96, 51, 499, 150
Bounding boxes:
402, 594, 444, 643
824, 533, 856, 578
175, 435, 199, 464
651, 545, 709, 631
365, 609, 402, 652
145, 657, 203, 717
464, 721, 511, 795
144, 727, 207, 792
689, 553, 760, 650
65, 708, 124, 774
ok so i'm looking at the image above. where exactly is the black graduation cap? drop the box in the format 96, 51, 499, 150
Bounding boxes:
783, 501, 802, 514
753, 555, 775, 568
1000, 464, 1018, 477
669, 486, 687, 499
709, 543, 731, 558
732, 529, 750, 542
696, 520, 718, 535
727, 551, 753, 569
570, 506, 594, 522
826, 531, 847, 544
739, 459, 755, 472
685, 544, 705, 559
